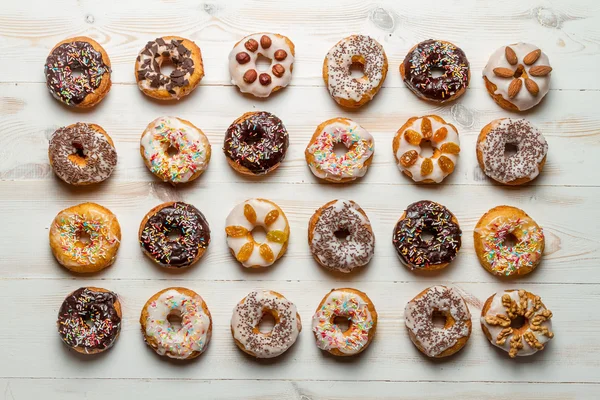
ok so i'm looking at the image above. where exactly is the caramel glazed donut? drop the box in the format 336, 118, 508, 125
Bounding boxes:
225, 198, 289, 268
308, 199, 375, 273
400, 39, 470, 103
481, 289, 554, 358
323, 35, 388, 108
231, 290, 301, 358
229, 33, 295, 97
139, 202, 210, 269
140, 116, 211, 184
312, 288, 377, 356
477, 118, 548, 185
49, 123, 117, 185
44, 36, 111, 107
404, 286, 471, 358
135, 36, 204, 100
141, 287, 212, 360
49, 203, 121, 273
483, 43, 552, 111
57, 287, 121, 354
393, 115, 460, 183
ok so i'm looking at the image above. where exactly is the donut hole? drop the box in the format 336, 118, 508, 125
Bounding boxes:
430, 66, 446, 79
504, 143, 519, 158
258, 312, 276, 333
71, 142, 87, 160
502, 233, 519, 249
431, 312, 448, 328
160, 58, 177, 77
167, 228, 183, 242
243, 127, 264, 144
251, 226, 268, 244
70, 69, 84, 80
334, 227, 351, 241
333, 142, 349, 158
333, 315, 351, 332
420, 230, 435, 243
349, 62, 365, 79
78, 231, 91, 245
167, 311, 183, 331
166, 144, 179, 158
419, 140, 435, 158
84, 317, 94, 328
511, 315, 527, 330
255, 54, 272, 72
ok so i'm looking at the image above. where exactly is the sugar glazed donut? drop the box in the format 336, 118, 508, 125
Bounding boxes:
305, 118, 374, 183
392, 200, 461, 271
483, 43, 552, 111
474, 206, 544, 277
477, 118, 548, 185
404, 286, 471, 358
44, 36, 111, 107
135, 36, 204, 100
229, 33, 295, 97
140, 116, 211, 184
393, 115, 460, 183
481, 289, 554, 358
308, 199, 375, 273
400, 39, 470, 103
139, 202, 210, 269
323, 35, 388, 108
49, 203, 121, 273
231, 290, 301, 358
224, 111, 289, 176
57, 287, 121, 354
312, 288, 377, 356
49, 123, 117, 185
140, 287, 212, 359
225, 198, 289, 268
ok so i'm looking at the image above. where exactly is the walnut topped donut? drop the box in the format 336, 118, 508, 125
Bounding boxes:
229, 33, 295, 98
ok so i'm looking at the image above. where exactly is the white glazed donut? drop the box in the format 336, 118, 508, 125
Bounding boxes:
225, 198, 290, 268
228, 33, 295, 98
393, 115, 460, 183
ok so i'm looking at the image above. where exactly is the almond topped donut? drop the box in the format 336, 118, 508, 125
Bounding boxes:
44, 36, 111, 108
229, 33, 295, 98
135, 36, 204, 100
483, 43, 552, 111
323, 35, 388, 108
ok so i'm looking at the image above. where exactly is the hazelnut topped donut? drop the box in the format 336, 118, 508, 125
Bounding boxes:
44, 36, 111, 107
229, 33, 295, 98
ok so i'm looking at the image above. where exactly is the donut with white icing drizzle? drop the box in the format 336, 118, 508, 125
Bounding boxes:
477, 118, 548, 185
404, 285, 471, 358
140, 287, 212, 360
323, 35, 388, 108
393, 115, 460, 183
481, 289, 554, 358
231, 290, 301, 358
228, 33, 295, 98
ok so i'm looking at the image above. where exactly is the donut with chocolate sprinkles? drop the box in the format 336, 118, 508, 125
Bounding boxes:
139, 202, 210, 269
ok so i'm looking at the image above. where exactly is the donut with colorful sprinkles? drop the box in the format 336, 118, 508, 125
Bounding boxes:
49, 202, 121, 273
44, 36, 111, 108
57, 287, 122, 354
400, 39, 470, 103
312, 288, 377, 356
392, 200, 462, 271
139, 202, 211, 269
140, 287, 212, 360
474, 205, 544, 277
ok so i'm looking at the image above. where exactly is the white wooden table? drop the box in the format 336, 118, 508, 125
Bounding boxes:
1, 0, 600, 398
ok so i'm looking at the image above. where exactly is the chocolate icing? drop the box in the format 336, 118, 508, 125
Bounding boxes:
140, 202, 210, 268
223, 111, 289, 174
393, 200, 461, 269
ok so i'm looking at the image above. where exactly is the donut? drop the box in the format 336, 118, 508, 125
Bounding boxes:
44, 36, 111, 108
140, 116, 211, 184
393, 115, 460, 183
404, 286, 471, 358
48, 123, 117, 185
223, 111, 289, 176
400, 39, 470, 103
481, 289, 554, 358
312, 288, 377, 356
477, 118, 548, 185
392, 200, 461, 271
483, 43, 552, 111
49, 203, 121, 273
139, 202, 210, 269
474, 205, 544, 277
225, 198, 289, 268
229, 33, 295, 98
57, 287, 121, 354
140, 287, 212, 359
308, 199, 375, 273
231, 290, 301, 358
305, 118, 374, 183
135, 36, 204, 100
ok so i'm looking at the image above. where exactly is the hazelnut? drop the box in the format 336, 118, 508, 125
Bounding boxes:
259, 73, 272, 86
274, 50, 287, 61
243, 69, 257, 83
272, 64, 285, 78
245, 39, 258, 52
260, 35, 272, 49
235, 52, 250, 64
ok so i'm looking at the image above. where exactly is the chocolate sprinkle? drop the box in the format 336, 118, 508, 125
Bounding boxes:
136, 38, 194, 95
